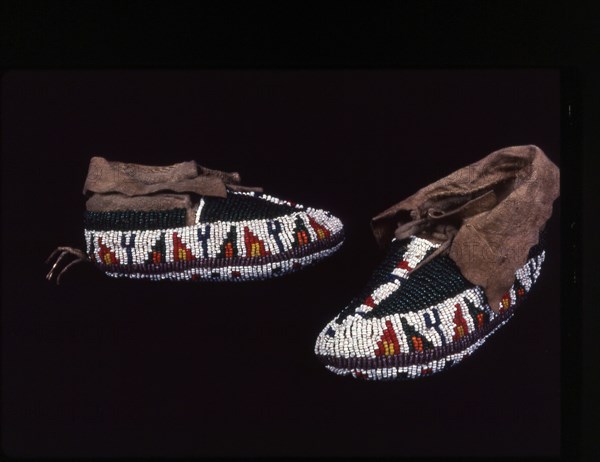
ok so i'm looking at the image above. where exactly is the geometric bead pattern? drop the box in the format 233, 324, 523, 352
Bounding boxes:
314, 235, 545, 380
84, 191, 344, 282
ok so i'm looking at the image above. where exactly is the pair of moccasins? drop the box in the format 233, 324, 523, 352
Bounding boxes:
47, 145, 560, 381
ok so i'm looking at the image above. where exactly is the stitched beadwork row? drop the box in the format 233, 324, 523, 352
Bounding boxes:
324, 316, 512, 380
199, 192, 302, 222
84, 208, 188, 231
104, 240, 344, 282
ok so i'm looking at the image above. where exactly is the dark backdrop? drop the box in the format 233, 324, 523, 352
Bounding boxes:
1, 70, 561, 457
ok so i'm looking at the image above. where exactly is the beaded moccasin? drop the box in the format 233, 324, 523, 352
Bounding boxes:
314, 235, 546, 380
314, 145, 559, 380
47, 157, 344, 283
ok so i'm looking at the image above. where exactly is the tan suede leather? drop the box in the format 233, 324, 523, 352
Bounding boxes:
85, 193, 194, 212
372, 145, 560, 312
83, 156, 263, 197
83, 157, 263, 224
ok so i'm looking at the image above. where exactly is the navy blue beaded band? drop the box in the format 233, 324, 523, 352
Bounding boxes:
84, 209, 187, 231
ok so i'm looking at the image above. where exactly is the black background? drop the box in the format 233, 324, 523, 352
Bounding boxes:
1, 70, 561, 457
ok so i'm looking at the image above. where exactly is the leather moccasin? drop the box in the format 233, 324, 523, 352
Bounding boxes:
47, 156, 344, 283
315, 145, 559, 380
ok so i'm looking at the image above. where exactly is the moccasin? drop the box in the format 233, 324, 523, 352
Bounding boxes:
314, 235, 545, 380
48, 157, 344, 282
315, 145, 559, 380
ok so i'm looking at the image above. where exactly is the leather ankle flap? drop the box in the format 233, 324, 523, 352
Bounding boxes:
82, 156, 263, 224
371, 145, 560, 312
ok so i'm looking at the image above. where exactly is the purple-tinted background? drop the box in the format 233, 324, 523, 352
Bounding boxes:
1, 71, 560, 457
